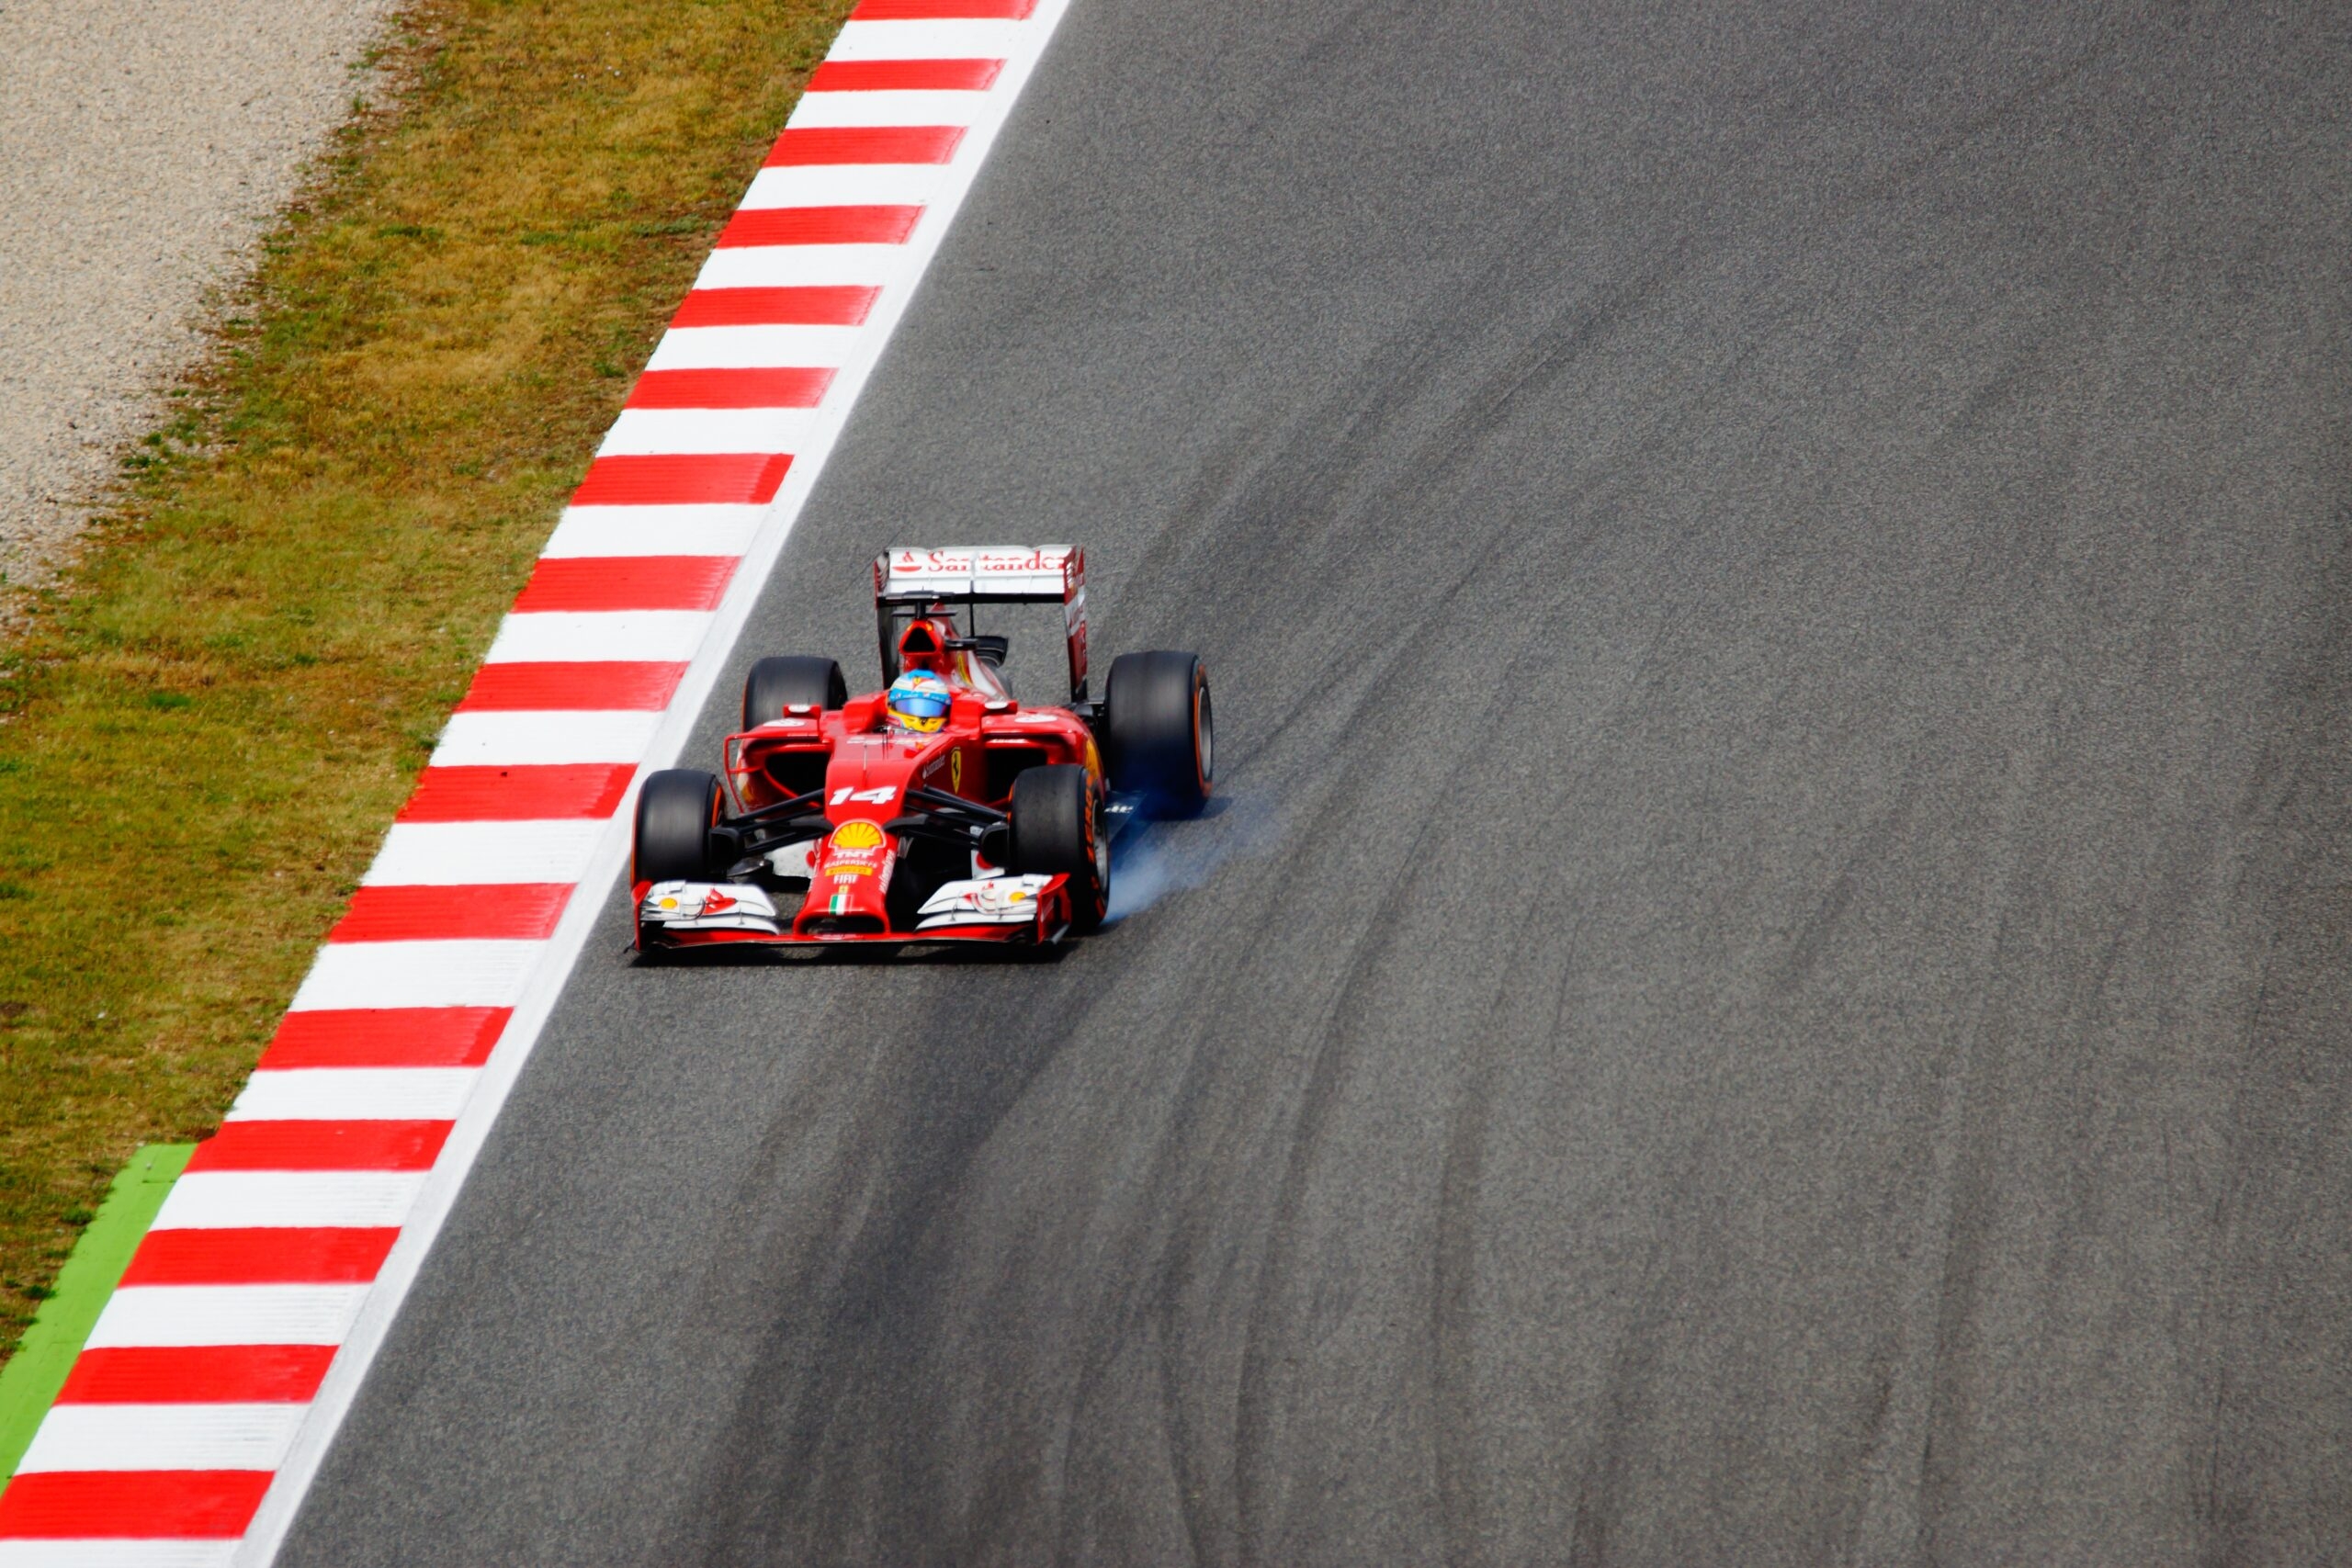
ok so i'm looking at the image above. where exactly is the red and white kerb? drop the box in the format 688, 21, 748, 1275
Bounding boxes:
0, 1, 1069, 1561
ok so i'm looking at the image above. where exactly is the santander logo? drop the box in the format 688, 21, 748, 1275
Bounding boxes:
890, 547, 1069, 577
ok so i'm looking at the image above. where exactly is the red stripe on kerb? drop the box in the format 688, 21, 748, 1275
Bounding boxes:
628, 368, 833, 411
399, 763, 635, 822
808, 59, 1002, 92
718, 206, 921, 248
121, 1226, 400, 1287
514, 555, 740, 612
259, 1007, 510, 1069
853, 0, 1036, 17
672, 287, 876, 327
574, 453, 792, 506
58, 1345, 336, 1405
333, 884, 573, 942
0, 1470, 272, 1538
186, 1120, 452, 1173
764, 126, 965, 167
460, 661, 685, 712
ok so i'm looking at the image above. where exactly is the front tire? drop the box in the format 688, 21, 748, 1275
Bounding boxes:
886, 831, 974, 934
741, 656, 846, 728
1103, 650, 1213, 817
634, 769, 724, 886
1009, 763, 1108, 931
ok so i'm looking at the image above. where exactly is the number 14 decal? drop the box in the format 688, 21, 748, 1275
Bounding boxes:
830, 785, 896, 805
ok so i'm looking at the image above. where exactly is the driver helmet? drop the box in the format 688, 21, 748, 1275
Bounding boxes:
885, 671, 953, 734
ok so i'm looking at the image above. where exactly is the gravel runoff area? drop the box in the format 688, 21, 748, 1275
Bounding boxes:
0, 0, 397, 604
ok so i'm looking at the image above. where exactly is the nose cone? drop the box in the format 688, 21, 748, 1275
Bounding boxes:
794, 819, 896, 936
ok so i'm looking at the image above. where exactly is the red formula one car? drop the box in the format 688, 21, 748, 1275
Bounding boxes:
629, 546, 1212, 952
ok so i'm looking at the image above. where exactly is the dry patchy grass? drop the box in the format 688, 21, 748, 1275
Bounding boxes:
0, 0, 854, 1348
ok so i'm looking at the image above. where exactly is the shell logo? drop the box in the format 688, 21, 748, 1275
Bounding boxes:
831, 820, 886, 851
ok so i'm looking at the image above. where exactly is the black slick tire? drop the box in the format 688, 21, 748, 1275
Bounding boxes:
885, 832, 972, 934
742, 656, 847, 728
1102, 650, 1213, 817
1009, 763, 1108, 932
634, 769, 724, 886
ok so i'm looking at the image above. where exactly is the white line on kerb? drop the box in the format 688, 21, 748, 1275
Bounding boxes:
594, 406, 823, 457
287, 940, 544, 1012
17, 1404, 310, 1475
225, 1068, 480, 1122
645, 325, 865, 373
540, 502, 770, 557
87, 1286, 368, 1350
741, 163, 945, 208
0, 1536, 241, 1567
429, 710, 662, 768
484, 609, 715, 664
154, 1172, 428, 1232
362, 820, 605, 886
786, 89, 991, 129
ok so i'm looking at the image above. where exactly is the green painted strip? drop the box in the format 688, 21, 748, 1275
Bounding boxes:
0, 1143, 194, 1480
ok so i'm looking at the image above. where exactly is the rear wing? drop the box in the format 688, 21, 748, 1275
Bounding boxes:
874, 546, 1090, 701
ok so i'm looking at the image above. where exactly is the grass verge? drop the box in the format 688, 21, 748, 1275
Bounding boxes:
0, 0, 854, 1357
0, 1145, 192, 1475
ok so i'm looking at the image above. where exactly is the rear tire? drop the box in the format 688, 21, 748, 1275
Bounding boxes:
1103, 650, 1213, 817
1009, 763, 1108, 931
634, 769, 724, 886
741, 656, 846, 728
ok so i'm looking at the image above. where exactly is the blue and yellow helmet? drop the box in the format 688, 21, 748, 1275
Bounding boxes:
885, 671, 953, 734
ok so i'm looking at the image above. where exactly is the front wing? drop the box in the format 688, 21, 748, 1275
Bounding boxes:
633, 874, 1073, 950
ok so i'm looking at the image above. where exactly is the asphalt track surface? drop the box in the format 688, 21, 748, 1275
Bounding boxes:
283, 4, 2352, 1562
